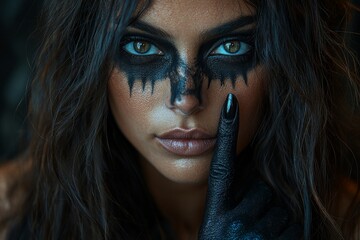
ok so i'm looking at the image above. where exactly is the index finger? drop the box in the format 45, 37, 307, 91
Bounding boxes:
205, 93, 239, 216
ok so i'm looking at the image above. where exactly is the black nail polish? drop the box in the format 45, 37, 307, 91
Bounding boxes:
224, 93, 237, 120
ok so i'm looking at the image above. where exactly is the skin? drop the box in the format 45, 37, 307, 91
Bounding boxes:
115, 16, 256, 104
108, 0, 265, 238
0, 157, 32, 239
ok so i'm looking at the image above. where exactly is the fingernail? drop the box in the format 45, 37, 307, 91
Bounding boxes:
224, 93, 237, 120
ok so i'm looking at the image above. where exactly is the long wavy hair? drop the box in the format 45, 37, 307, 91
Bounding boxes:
25, 0, 360, 239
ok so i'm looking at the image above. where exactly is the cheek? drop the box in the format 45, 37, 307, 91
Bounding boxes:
108, 65, 264, 158
234, 68, 264, 153
204, 66, 265, 155
108, 69, 154, 142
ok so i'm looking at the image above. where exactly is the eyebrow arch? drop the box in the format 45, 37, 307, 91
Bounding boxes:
129, 21, 172, 39
128, 15, 255, 40
201, 15, 255, 39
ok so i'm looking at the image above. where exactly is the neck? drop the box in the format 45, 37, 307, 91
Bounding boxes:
140, 157, 207, 240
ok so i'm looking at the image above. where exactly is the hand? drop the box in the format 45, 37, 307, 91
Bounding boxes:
199, 94, 302, 240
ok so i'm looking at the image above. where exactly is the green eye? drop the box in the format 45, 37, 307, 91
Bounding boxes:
123, 40, 163, 55
133, 41, 151, 53
211, 40, 251, 56
224, 41, 241, 53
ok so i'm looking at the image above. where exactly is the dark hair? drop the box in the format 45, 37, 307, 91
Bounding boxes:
249, 0, 360, 239
26, 0, 360, 239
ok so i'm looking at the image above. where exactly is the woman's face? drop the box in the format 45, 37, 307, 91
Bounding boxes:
108, 0, 264, 184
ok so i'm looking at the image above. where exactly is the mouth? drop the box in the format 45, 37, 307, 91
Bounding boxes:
155, 128, 217, 157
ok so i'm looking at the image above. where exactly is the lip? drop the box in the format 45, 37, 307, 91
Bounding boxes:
156, 128, 216, 156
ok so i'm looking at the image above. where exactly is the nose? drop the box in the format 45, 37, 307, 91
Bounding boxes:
165, 56, 205, 115
165, 71, 204, 115
168, 94, 203, 115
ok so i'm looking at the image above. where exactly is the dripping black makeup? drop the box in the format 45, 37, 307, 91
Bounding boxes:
114, 15, 257, 104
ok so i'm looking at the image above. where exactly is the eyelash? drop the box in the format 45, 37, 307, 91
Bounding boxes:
209, 37, 253, 57
120, 35, 254, 59
120, 36, 163, 57
121, 37, 163, 56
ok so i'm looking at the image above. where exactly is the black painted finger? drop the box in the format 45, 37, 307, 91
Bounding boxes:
205, 93, 239, 216
224, 220, 246, 239
240, 231, 266, 240
277, 224, 303, 240
252, 207, 289, 238
231, 180, 273, 225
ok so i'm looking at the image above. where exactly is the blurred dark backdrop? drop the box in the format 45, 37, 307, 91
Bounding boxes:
0, 0, 359, 161
0, 0, 43, 161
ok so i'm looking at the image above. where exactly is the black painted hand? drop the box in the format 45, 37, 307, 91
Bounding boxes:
199, 94, 302, 240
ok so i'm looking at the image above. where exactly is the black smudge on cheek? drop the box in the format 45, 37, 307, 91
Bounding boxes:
114, 45, 258, 106
114, 53, 173, 95
201, 54, 257, 88
114, 52, 204, 105
196, 33, 258, 88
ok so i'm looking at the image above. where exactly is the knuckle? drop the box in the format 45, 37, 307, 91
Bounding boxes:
210, 163, 230, 181
219, 125, 233, 137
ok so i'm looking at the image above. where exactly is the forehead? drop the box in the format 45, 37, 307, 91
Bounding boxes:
137, 0, 254, 37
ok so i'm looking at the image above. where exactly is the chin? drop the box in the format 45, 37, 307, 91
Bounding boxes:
163, 156, 212, 185
143, 152, 213, 185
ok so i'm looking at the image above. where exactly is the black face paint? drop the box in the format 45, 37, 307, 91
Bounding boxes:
115, 30, 257, 105
198, 30, 256, 87
168, 59, 203, 104
115, 33, 203, 104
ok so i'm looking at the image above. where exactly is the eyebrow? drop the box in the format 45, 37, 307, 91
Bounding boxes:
128, 15, 255, 40
201, 16, 255, 39
129, 21, 172, 39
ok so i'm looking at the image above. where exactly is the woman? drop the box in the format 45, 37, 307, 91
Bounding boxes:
3, 0, 360, 239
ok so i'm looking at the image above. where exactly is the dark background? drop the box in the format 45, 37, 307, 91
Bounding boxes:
0, 0, 43, 161
0, 0, 359, 161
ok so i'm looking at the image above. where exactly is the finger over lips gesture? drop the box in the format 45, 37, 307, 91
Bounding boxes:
199, 94, 302, 240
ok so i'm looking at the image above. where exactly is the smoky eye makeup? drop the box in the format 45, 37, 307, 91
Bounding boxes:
114, 17, 257, 103
198, 30, 256, 85
211, 39, 252, 57
122, 38, 163, 56
118, 30, 255, 65
204, 31, 255, 59
117, 33, 175, 64
114, 27, 257, 96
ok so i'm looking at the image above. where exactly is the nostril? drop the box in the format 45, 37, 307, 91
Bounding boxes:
170, 94, 202, 115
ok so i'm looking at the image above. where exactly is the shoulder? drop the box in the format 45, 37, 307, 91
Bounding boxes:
0, 156, 32, 240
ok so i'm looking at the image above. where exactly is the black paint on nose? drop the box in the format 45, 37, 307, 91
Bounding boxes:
168, 59, 203, 105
